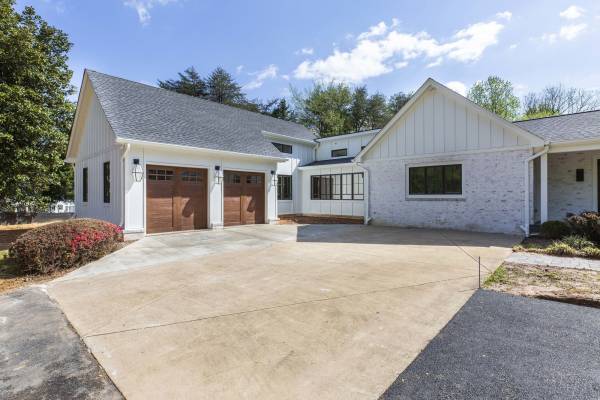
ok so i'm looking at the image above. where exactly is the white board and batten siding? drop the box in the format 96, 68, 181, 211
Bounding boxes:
275, 142, 315, 215
73, 91, 123, 226
363, 88, 527, 161
316, 131, 377, 161
362, 85, 537, 234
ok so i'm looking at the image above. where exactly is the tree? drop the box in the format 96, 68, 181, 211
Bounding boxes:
366, 93, 391, 129
158, 66, 207, 97
388, 92, 412, 114
206, 67, 246, 105
349, 86, 369, 131
270, 98, 294, 121
0, 1, 74, 212
522, 85, 600, 120
467, 76, 520, 120
292, 82, 353, 136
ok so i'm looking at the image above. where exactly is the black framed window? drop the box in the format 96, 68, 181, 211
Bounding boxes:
311, 173, 364, 200
272, 142, 293, 154
103, 161, 110, 203
331, 148, 348, 157
82, 167, 88, 203
409, 164, 462, 195
277, 175, 292, 200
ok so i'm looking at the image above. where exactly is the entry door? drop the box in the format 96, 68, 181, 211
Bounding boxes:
146, 165, 208, 234
223, 171, 265, 226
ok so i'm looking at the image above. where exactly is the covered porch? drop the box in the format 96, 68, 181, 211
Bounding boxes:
528, 143, 600, 233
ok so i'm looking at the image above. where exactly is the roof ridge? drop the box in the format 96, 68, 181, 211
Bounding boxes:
514, 109, 600, 123
85, 69, 314, 135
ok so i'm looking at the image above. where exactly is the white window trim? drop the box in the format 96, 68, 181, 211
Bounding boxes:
405, 161, 466, 200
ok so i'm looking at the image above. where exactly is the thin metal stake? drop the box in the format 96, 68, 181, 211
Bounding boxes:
478, 256, 481, 289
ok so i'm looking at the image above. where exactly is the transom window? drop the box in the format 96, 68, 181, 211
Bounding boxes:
311, 173, 364, 200
408, 164, 462, 195
225, 173, 241, 184
331, 148, 348, 158
246, 175, 262, 185
272, 142, 293, 154
181, 171, 202, 183
277, 175, 292, 200
148, 169, 174, 181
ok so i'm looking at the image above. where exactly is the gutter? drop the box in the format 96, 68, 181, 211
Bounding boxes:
521, 145, 549, 236
120, 143, 131, 228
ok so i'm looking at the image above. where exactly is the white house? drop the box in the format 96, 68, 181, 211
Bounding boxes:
66, 71, 600, 237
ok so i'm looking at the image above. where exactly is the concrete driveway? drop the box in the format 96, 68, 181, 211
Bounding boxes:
47, 224, 518, 400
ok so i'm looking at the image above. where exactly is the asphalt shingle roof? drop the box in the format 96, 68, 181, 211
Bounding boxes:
86, 70, 316, 158
514, 110, 600, 143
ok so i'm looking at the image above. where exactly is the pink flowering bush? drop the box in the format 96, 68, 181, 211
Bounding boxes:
9, 219, 123, 274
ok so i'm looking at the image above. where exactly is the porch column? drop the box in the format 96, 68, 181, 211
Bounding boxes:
540, 153, 548, 223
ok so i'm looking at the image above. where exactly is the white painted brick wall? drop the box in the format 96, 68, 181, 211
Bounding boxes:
365, 149, 531, 234
548, 151, 600, 220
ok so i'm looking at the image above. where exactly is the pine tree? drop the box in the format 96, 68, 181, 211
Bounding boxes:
206, 67, 246, 105
158, 66, 207, 97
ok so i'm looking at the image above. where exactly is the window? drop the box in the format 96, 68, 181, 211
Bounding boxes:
331, 148, 348, 158
272, 142, 293, 154
311, 173, 364, 200
225, 173, 241, 184
246, 174, 262, 184
181, 171, 202, 183
277, 175, 292, 200
148, 168, 174, 181
82, 167, 88, 203
408, 164, 462, 195
103, 162, 110, 203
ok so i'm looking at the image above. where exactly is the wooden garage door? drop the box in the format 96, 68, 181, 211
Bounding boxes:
146, 165, 208, 234
223, 171, 265, 227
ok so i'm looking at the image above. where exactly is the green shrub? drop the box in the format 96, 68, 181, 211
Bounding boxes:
568, 211, 600, 244
539, 220, 571, 239
582, 246, 600, 259
9, 219, 123, 274
545, 242, 579, 257
560, 235, 594, 250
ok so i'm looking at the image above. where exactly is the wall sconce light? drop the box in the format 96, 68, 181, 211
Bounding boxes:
214, 165, 222, 184
271, 170, 277, 185
132, 158, 144, 182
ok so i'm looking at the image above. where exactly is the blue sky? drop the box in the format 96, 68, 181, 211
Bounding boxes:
16, 0, 600, 102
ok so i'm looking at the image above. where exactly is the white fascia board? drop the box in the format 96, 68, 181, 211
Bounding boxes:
298, 162, 355, 170
548, 138, 600, 153
316, 130, 379, 142
261, 130, 317, 146
65, 71, 90, 163
115, 138, 288, 162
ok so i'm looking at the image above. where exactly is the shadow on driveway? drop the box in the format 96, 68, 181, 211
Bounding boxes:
380, 290, 600, 400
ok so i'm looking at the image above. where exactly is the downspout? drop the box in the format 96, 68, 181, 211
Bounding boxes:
522, 145, 549, 236
120, 143, 131, 228
355, 161, 371, 225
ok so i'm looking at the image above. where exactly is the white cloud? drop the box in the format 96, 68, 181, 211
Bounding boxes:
445, 81, 467, 96
394, 61, 408, 69
509, 43, 518, 49
124, 0, 177, 24
294, 18, 504, 83
426, 58, 443, 68
236, 65, 244, 74
281, 74, 290, 81
357, 21, 390, 40
295, 47, 314, 55
560, 5, 584, 20
559, 23, 587, 40
243, 64, 278, 90
496, 11, 512, 21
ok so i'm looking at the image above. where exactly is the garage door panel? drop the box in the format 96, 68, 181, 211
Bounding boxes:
224, 171, 265, 227
146, 165, 207, 234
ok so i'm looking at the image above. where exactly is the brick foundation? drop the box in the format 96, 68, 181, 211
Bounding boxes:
277, 214, 364, 225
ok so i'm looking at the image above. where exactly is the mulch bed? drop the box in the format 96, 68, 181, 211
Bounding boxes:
485, 262, 600, 308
